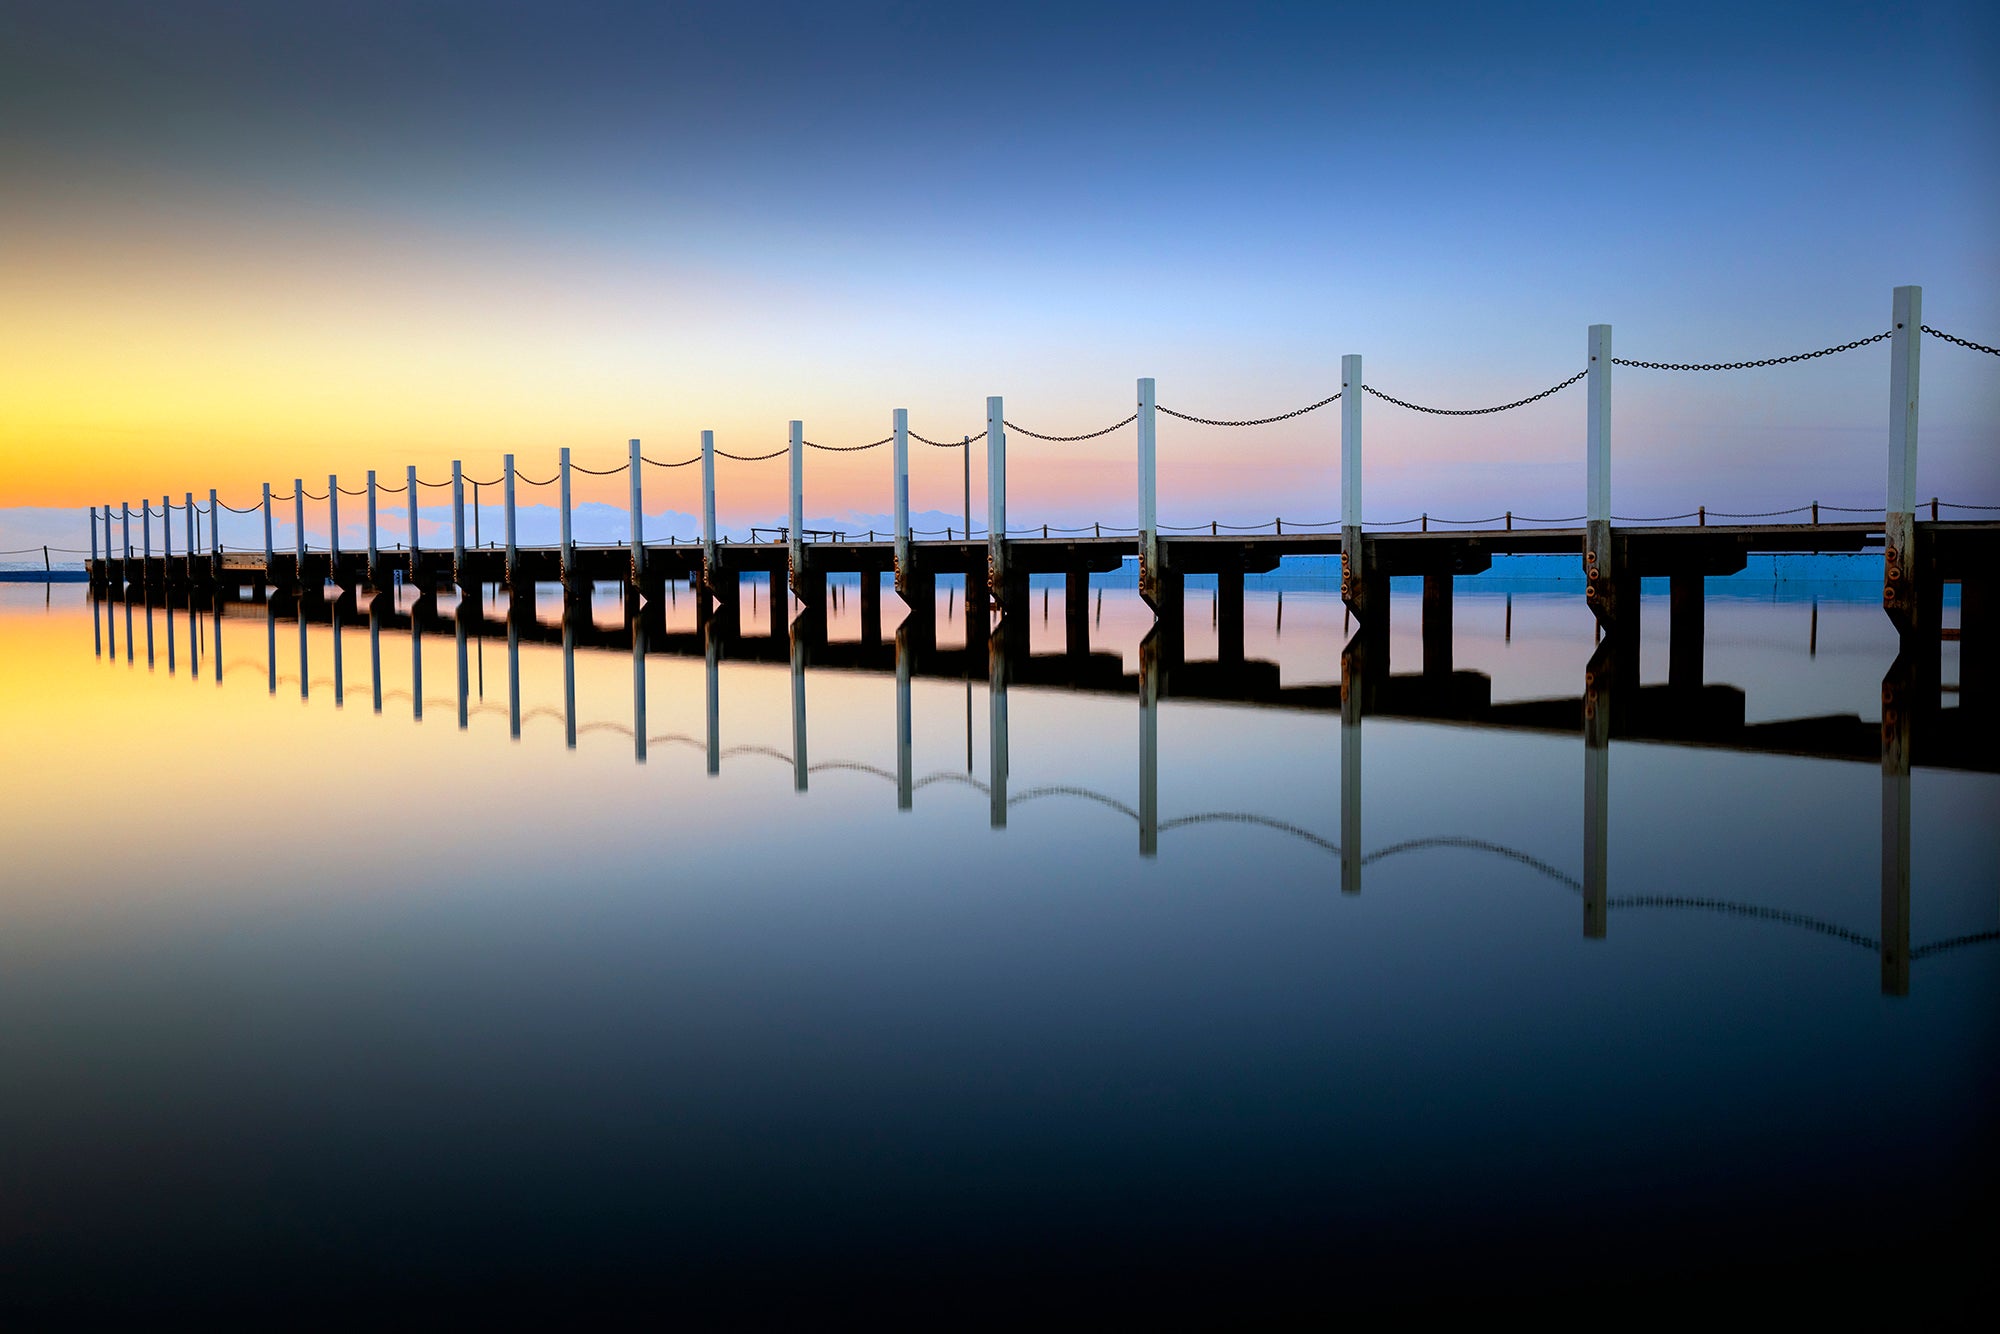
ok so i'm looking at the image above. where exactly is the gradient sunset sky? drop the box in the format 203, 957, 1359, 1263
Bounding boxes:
3, 0, 1995, 532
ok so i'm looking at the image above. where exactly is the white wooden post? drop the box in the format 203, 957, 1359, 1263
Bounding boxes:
1584, 325, 1615, 628
701, 430, 717, 567
366, 471, 378, 570
628, 438, 645, 580
122, 502, 131, 560
893, 407, 910, 576
209, 490, 219, 559
90, 506, 99, 564
503, 454, 517, 590
788, 419, 804, 585
403, 466, 419, 560
1884, 286, 1922, 629
986, 396, 1007, 588
1341, 356, 1362, 528
293, 480, 305, 576
559, 447, 574, 571
161, 495, 171, 559
143, 498, 151, 560
328, 476, 340, 569
184, 493, 195, 566
452, 460, 466, 576
260, 486, 272, 566
1138, 377, 1157, 580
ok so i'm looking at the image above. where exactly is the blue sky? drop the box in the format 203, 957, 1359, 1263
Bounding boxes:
2, 0, 1995, 533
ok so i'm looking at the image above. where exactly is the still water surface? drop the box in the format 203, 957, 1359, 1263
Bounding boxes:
1, 579, 1993, 1318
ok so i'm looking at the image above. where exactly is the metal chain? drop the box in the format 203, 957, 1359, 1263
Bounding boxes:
376, 482, 408, 494
301, 490, 328, 501
1922, 325, 2000, 356
803, 436, 892, 453
1002, 413, 1137, 442
464, 475, 504, 487
715, 447, 789, 462
911, 428, 988, 447
1612, 331, 1889, 371
641, 454, 700, 468
337, 485, 368, 496
570, 461, 630, 475
415, 477, 452, 488
1157, 392, 1340, 427
1362, 370, 1586, 415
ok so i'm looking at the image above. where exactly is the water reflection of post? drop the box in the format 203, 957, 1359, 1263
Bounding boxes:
563, 615, 577, 750
93, 593, 102, 658
896, 625, 914, 811
187, 596, 200, 682
212, 595, 223, 685
370, 597, 383, 712
411, 610, 424, 722
1339, 634, 1362, 895
265, 600, 276, 694
144, 595, 155, 669
1583, 640, 1613, 939
989, 624, 1009, 829
705, 624, 720, 776
1880, 655, 1913, 996
790, 625, 807, 792
455, 609, 469, 730
124, 596, 134, 665
165, 591, 176, 673
506, 614, 521, 740
297, 605, 308, 701
1139, 632, 1159, 858
332, 596, 344, 708
633, 616, 648, 765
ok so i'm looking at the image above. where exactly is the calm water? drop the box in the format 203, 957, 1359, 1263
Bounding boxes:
1, 578, 1993, 1320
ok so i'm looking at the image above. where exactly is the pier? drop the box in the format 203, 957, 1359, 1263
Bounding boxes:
81, 288, 1995, 700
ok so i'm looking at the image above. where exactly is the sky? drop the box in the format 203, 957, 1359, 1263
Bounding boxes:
2, 0, 1996, 546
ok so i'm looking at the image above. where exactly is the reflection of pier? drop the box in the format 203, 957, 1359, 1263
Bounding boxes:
94, 582, 1994, 995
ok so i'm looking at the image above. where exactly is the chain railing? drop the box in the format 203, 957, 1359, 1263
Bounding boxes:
1923, 324, 2000, 357
1362, 370, 1587, 415
74, 316, 2000, 557
1157, 392, 1339, 427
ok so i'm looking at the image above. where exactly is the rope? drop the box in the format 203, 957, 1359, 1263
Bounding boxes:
337, 485, 368, 496
301, 489, 328, 501
376, 482, 408, 495
804, 436, 892, 452
714, 447, 789, 462
1612, 331, 1890, 371
641, 454, 701, 468
415, 476, 452, 489
465, 474, 504, 487
1922, 325, 2000, 356
570, 461, 629, 475
1002, 413, 1137, 442
1157, 392, 1339, 427
1361, 370, 1587, 415
516, 471, 559, 486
